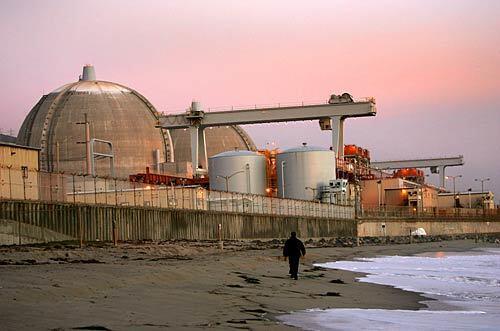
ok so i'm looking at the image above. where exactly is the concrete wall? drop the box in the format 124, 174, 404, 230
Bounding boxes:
0, 219, 73, 245
2, 200, 499, 245
0, 200, 357, 245
358, 219, 500, 237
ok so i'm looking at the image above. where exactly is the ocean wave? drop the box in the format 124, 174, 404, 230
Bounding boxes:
290, 249, 500, 330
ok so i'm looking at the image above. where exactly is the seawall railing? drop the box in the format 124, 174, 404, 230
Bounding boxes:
360, 205, 500, 220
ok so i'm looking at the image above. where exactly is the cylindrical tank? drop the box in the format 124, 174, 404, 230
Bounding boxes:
208, 150, 266, 194
277, 145, 336, 200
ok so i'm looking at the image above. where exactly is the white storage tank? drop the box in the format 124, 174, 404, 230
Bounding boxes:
208, 150, 266, 195
277, 144, 336, 200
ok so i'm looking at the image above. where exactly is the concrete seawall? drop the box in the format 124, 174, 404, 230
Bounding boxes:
0, 219, 73, 245
358, 219, 500, 237
0, 200, 356, 245
1, 200, 499, 245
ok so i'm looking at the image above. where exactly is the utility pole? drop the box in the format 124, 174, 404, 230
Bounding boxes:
446, 175, 462, 207
7, 165, 12, 199
377, 179, 382, 209
280, 161, 286, 198
21, 166, 28, 200
475, 177, 490, 195
475, 177, 490, 211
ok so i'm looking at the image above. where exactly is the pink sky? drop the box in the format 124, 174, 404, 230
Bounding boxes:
1, 0, 499, 199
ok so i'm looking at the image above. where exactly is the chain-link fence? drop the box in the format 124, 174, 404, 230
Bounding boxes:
0, 165, 355, 219
3, 165, 497, 221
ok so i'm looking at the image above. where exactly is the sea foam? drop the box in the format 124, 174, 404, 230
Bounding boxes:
279, 248, 500, 331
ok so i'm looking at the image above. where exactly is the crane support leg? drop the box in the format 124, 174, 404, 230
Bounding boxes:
189, 126, 199, 174
331, 116, 345, 159
189, 126, 208, 175
198, 128, 208, 171
439, 165, 446, 189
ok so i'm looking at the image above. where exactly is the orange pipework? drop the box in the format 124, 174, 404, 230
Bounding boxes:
257, 148, 279, 196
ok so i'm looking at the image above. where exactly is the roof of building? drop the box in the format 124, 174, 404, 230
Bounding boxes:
439, 191, 493, 196
0, 133, 16, 143
0, 141, 40, 151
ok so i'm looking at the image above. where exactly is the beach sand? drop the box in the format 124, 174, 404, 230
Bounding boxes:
0, 239, 496, 330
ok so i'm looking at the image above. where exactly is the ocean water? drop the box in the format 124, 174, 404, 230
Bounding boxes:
278, 248, 500, 331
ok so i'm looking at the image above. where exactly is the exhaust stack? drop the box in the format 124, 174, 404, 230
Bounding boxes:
81, 65, 96, 81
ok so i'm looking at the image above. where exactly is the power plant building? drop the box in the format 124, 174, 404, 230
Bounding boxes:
11, 65, 490, 211
15, 65, 257, 179
0, 142, 40, 200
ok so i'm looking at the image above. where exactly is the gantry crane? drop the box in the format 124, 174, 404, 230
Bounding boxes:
158, 96, 376, 176
371, 156, 464, 189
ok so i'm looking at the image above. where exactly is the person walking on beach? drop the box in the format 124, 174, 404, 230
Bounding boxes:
283, 232, 306, 280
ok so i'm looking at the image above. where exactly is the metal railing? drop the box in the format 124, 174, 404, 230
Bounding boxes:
361, 205, 500, 220
162, 97, 376, 114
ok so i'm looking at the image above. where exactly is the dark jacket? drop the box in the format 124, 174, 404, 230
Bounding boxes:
283, 237, 306, 257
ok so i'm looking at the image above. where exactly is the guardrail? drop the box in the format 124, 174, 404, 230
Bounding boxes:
161, 97, 376, 114
361, 205, 500, 220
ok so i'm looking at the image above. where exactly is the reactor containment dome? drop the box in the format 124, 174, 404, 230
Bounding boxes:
17, 65, 173, 178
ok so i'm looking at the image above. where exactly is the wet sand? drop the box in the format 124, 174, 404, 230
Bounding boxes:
0, 239, 496, 330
